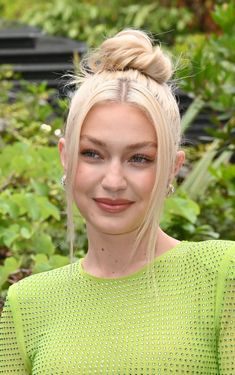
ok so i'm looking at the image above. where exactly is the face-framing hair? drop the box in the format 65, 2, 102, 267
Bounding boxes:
64, 69, 181, 264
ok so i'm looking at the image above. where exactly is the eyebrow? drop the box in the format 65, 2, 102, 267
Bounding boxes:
80, 135, 157, 150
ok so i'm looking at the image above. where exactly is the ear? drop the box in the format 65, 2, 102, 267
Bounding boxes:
58, 138, 66, 171
173, 150, 185, 176
169, 150, 185, 184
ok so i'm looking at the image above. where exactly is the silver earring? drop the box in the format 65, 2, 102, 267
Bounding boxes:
167, 183, 175, 196
61, 175, 66, 188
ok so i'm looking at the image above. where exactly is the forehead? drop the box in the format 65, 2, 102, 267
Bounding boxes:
80, 102, 157, 143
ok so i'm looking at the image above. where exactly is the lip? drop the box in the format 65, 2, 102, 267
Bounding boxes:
93, 198, 134, 213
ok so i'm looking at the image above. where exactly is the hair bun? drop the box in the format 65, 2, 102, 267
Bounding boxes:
88, 29, 173, 84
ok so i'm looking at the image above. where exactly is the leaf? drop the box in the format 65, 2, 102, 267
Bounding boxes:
20, 227, 32, 239
34, 253, 48, 263
164, 196, 200, 224
49, 254, 69, 269
31, 233, 55, 256
181, 141, 218, 197
0, 198, 19, 219
181, 96, 205, 132
11, 193, 59, 221
2, 224, 20, 247
212, 2, 235, 34
11, 194, 31, 216
30, 180, 49, 196
0, 257, 20, 288
3, 257, 19, 272
33, 264, 52, 274
31, 253, 52, 274
182, 140, 233, 199
36, 196, 60, 220
133, 4, 156, 28
26, 197, 41, 221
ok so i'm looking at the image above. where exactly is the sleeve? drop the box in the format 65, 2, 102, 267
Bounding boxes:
217, 245, 235, 374
0, 292, 30, 374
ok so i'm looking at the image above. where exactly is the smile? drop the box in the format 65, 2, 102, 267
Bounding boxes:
93, 198, 134, 213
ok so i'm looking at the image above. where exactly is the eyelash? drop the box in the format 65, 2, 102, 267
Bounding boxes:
129, 154, 153, 164
80, 149, 101, 159
80, 149, 154, 164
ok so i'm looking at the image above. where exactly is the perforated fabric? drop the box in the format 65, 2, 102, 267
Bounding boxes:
0, 240, 235, 374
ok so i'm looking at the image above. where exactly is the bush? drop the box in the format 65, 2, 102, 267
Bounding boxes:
21, 0, 193, 47
0, 75, 87, 306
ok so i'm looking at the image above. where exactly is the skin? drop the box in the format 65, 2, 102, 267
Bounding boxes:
59, 102, 185, 278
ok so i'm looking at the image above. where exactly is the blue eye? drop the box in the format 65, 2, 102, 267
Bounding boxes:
130, 154, 153, 164
80, 149, 101, 159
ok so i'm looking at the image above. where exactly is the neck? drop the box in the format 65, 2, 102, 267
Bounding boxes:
83, 224, 152, 278
82, 225, 175, 278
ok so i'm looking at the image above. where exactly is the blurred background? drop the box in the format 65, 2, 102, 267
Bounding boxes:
0, 0, 234, 307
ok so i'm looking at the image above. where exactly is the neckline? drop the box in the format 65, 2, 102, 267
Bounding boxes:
78, 241, 188, 282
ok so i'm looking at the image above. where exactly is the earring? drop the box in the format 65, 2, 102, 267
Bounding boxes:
167, 183, 175, 196
61, 175, 66, 188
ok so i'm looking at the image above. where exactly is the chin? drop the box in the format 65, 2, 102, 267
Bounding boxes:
101, 228, 136, 236
87, 219, 140, 236
96, 225, 135, 236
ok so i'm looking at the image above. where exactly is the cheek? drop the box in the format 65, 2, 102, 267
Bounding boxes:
74, 163, 99, 193
138, 168, 156, 196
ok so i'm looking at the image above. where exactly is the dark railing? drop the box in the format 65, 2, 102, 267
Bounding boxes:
0, 21, 86, 86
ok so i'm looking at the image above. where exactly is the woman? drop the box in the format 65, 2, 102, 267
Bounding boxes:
0, 29, 234, 374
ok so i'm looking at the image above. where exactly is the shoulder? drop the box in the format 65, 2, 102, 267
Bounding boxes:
187, 239, 235, 254
185, 239, 235, 273
7, 262, 79, 303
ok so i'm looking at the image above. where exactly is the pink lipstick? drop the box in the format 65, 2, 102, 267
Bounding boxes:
94, 198, 134, 213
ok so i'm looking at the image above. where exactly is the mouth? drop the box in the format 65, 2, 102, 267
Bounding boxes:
93, 198, 134, 213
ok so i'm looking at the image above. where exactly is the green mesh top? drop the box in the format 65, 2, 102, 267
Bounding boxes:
0, 240, 235, 374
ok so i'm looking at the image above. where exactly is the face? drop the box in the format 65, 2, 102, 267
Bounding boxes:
66, 102, 158, 236
59, 102, 185, 236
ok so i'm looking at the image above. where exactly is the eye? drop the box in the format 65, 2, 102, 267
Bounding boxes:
129, 154, 153, 164
80, 149, 101, 160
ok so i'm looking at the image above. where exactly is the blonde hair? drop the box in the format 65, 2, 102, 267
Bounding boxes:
63, 29, 181, 266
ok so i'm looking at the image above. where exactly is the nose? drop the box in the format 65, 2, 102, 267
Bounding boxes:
101, 161, 127, 192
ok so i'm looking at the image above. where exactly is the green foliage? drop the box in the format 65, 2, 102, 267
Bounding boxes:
175, 2, 235, 203
0, 257, 20, 289
18, 0, 193, 47
161, 2, 235, 241
181, 140, 232, 199
175, 2, 235, 136
176, 35, 235, 115
161, 194, 202, 240
0, 0, 47, 19
0, 68, 66, 146
0, 140, 87, 294
196, 163, 235, 240
163, 160, 235, 241
0, 76, 86, 300
162, 193, 219, 241
212, 1, 235, 34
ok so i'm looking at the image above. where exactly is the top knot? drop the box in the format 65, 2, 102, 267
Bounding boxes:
86, 29, 173, 84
